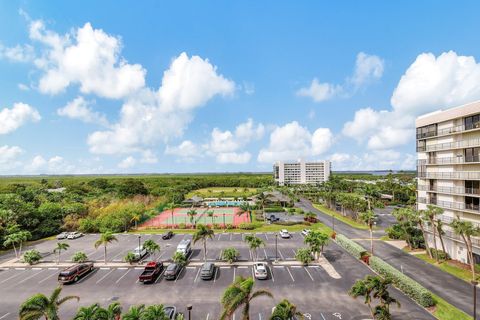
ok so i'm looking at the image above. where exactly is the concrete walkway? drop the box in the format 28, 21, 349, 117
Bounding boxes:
297, 198, 478, 316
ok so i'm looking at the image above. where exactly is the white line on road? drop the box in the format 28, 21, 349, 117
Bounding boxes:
19, 269, 44, 284
238, 266, 248, 268
263, 248, 268, 260
175, 267, 186, 282
39, 271, 58, 284
14, 268, 25, 270
206, 313, 209, 320
213, 267, 218, 283
0, 313, 10, 320
233, 267, 236, 281
291, 249, 296, 256
265, 233, 269, 240
118, 267, 128, 270
0, 270, 24, 283
269, 266, 274, 282
217, 234, 222, 241
116, 269, 131, 283
320, 313, 326, 320
286, 267, 295, 282
100, 267, 110, 270
194, 267, 201, 283
278, 249, 285, 260
48, 267, 58, 270
155, 269, 166, 284
229, 233, 232, 241
96, 269, 115, 284
304, 267, 314, 281
259, 313, 262, 320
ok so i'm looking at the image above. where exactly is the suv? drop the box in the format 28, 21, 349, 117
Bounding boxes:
58, 262, 93, 283
200, 262, 215, 280
164, 263, 181, 280
133, 246, 148, 261
253, 262, 268, 280
56, 232, 69, 240
67, 232, 83, 239
162, 231, 174, 240
176, 239, 192, 256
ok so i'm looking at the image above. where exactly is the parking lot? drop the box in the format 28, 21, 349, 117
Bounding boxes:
0, 232, 435, 320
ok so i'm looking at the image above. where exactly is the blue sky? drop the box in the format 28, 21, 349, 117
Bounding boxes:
1, 1, 480, 174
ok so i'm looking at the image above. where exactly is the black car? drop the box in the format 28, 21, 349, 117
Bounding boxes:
162, 231, 174, 240
200, 262, 215, 280
164, 263, 181, 280
269, 214, 279, 222
163, 306, 177, 320
58, 262, 94, 284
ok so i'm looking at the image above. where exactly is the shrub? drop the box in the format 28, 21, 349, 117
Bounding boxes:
72, 251, 88, 263
178, 223, 186, 229
273, 221, 303, 226
430, 248, 450, 261
222, 247, 239, 263
172, 252, 187, 266
295, 208, 304, 214
226, 224, 234, 229
239, 223, 255, 230
370, 256, 435, 307
295, 248, 313, 265
23, 250, 41, 265
386, 224, 404, 240
124, 252, 137, 264
336, 234, 365, 259
287, 208, 295, 213
213, 223, 221, 229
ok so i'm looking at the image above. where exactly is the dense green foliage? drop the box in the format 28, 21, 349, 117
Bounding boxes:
336, 234, 365, 259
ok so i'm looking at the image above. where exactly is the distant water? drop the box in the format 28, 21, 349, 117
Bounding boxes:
334, 170, 415, 176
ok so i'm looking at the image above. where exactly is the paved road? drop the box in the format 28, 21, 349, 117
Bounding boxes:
297, 198, 478, 316
0, 232, 434, 320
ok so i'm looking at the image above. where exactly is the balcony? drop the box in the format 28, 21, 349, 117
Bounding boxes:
424, 138, 480, 152
423, 156, 480, 165
420, 171, 480, 180
416, 122, 480, 140
417, 184, 480, 196
424, 225, 480, 248
417, 197, 480, 214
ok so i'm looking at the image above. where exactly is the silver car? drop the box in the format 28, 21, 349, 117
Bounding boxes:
67, 232, 83, 239
253, 262, 268, 280
56, 232, 69, 240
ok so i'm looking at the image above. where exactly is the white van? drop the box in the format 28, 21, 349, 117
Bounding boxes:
176, 239, 191, 256
133, 246, 147, 260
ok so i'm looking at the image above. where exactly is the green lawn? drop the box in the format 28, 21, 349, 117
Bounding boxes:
432, 293, 472, 320
313, 203, 369, 230
186, 187, 258, 199
414, 253, 478, 283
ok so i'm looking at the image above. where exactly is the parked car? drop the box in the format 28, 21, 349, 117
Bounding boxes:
279, 229, 290, 239
269, 214, 279, 222
164, 263, 181, 280
56, 232, 69, 240
67, 231, 83, 239
176, 239, 192, 256
200, 262, 215, 280
133, 246, 148, 261
58, 262, 93, 284
162, 231, 174, 240
138, 261, 164, 283
301, 229, 311, 237
253, 262, 268, 280
163, 306, 177, 320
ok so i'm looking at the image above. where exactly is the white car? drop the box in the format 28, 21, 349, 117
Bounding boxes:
301, 229, 311, 237
56, 232, 69, 240
279, 229, 290, 239
67, 232, 83, 239
253, 262, 268, 280
133, 246, 148, 260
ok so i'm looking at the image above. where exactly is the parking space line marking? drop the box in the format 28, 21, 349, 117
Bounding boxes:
229, 233, 232, 241
291, 266, 301, 268
233, 267, 236, 281
251, 267, 254, 278
155, 269, 166, 284
217, 234, 222, 241
135, 267, 143, 270
273, 266, 284, 268
238, 266, 247, 268
32, 267, 41, 270
19, 269, 45, 284
96, 269, 115, 284
206, 313, 209, 320
265, 233, 269, 240
0, 270, 24, 283
263, 249, 268, 260
320, 313, 326, 320
213, 267, 218, 283
175, 267, 186, 282
286, 267, 295, 282
194, 267, 201, 283
15, 268, 25, 270
115, 269, 131, 283
304, 267, 314, 281
48, 267, 58, 270
278, 249, 285, 260
269, 266, 274, 282
118, 267, 128, 270
0, 313, 10, 320
100, 267, 110, 270
291, 249, 296, 256
39, 271, 58, 284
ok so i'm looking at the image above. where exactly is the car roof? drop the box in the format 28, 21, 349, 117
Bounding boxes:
202, 262, 213, 268
281, 229, 288, 232
166, 263, 177, 270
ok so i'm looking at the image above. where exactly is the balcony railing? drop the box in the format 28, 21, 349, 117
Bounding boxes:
424, 225, 480, 247
422, 156, 480, 165
417, 184, 480, 196
418, 197, 480, 213
425, 138, 480, 152
416, 122, 480, 140
421, 171, 480, 180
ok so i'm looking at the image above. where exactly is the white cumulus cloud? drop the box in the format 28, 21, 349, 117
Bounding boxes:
118, 156, 136, 169
57, 96, 109, 126
0, 102, 41, 134
0, 145, 24, 172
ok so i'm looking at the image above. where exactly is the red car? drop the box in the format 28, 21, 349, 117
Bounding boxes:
138, 261, 164, 283
58, 262, 94, 284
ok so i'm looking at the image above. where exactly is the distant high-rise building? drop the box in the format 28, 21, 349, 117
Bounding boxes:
416, 101, 480, 263
273, 159, 331, 186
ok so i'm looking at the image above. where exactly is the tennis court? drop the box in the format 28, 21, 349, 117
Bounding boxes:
140, 207, 250, 228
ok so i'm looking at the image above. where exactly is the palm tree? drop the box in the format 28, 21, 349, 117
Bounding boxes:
359, 210, 376, 256
304, 231, 329, 260
99, 302, 122, 320
206, 210, 215, 226
143, 239, 160, 258
361, 184, 379, 211
238, 203, 252, 222
436, 219, 447, 255
270, 299, 303, 320
142, 304, 168, 320
19, 286, 79, 320
165, 202, 176, 229
122, 305, 145, 320
220, 276, 273, 320
256, 193, 271, 221
451, 218, 480, 281
244, 235, 265, 261
423, 205, 444, 263
74, 303, 103, 320
131, 213, 142, 230
187, 209, 197, 228
193, 224, 215, 261
53, 242, 70, 265
4, 230, 31, 258
94, 232, 118, 265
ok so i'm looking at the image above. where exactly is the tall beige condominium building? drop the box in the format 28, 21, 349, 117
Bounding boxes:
417, 101, 480, 263
273, 159, 331, 186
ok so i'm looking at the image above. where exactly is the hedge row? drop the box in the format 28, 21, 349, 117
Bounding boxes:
335, 233, 436, 308
369, 256, 435, 307
336, 234, 365, 259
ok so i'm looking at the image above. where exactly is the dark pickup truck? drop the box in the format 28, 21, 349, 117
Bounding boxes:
138, 261, 164, 283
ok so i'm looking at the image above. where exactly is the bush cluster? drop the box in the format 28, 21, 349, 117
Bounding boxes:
369, 256, 435, 307
238, 223, 262, 230
23, 250, 42, 265
335, 234, 365, 259
429, 248, 450, 261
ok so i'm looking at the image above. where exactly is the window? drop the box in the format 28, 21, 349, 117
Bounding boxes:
465, 181, 479, 195
465, 196, 479, 211
464, 147, 480, 162
417, 139, 426, 152
465, 114, 480, 130
416, 124, 437, 139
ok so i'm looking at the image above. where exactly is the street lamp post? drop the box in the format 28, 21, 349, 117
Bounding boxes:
138, 235, 141, 263
275, 234, 278, 263
473, 280, 478, 320
187, 304, 192, 320
332, 213, 335, 233
223, 213, 226, 229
